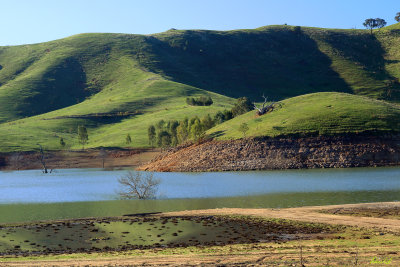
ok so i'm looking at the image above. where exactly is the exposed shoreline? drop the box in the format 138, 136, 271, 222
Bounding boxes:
0, 148, 160, 171
139, 134, 400, 172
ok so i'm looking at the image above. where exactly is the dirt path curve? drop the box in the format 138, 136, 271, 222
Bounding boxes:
162, 202, 400, 232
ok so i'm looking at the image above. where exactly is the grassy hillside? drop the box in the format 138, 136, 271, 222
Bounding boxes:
1, 24, 400, 151
208, 92, 400, 140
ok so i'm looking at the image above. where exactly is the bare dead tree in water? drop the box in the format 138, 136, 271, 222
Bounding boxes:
118, 171, 160, 199
253, 94, 276, 116
37, 144, 52, 173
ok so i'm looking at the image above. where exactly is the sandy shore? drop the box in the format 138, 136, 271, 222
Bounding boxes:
162, 201, 400, 232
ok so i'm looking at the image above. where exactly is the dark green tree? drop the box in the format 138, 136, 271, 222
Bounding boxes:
59, 137, 66, 148
375, 18, 387, 29
177, 118, 189, 143
363, 18, 386, 34
126, 133, 132, 145
148, 125, 156, 147
157, 130, 171, 149
223, 110, 233, 120
156, 120, 165, 130
78, 125, 88, 149
214, 111, 225, 124
396, 12, 400, 22
231, 97, 253, 117
201, 114, 214, 130
190, 120, 205, 142
186, 96, 213, 106
168, 120, 179, 146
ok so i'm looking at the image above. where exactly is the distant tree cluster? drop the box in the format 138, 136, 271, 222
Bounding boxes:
147, 115, 212, 149
186, 96, 213, 106
396, 12, 400, 22
148, 97, 253, 148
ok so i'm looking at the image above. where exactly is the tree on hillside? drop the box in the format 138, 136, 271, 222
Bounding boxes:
231, 97, 253, 117
168, 120, 179, 146
395, 12, 400, 22
190, 120, 205, 142
214, 111, 226, 124
155, 120, 165, 130
157, 130, 171, 150
148, 125, 156, 147
78, 125, 89, 149
223, 110, 233, 120
59, 137, 66, 148
126, 133, 132, 145
375, 18, 387, 29
201, 114, 214, 130
177, 118, 189, 143
239, 122, 249, 138
363, 18, 387, 34
118, 171, 160, 199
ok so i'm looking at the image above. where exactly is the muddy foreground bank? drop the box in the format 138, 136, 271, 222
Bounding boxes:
139, 134, 400, 172
2, 202, 400, 266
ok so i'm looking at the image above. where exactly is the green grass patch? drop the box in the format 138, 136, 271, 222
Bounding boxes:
208, 92, 400, 139
2, 24, 400, 151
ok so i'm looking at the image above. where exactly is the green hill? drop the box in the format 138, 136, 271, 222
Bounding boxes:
1, 24, 400, 151
208, 92, 400, 139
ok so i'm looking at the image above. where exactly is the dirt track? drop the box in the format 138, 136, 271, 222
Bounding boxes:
163, 202, 400, 232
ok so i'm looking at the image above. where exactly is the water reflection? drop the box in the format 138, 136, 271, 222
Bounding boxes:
0, 167, 399, 223
1, 167, 400, 203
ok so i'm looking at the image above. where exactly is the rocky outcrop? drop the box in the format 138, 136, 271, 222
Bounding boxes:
138, 134, 400, 172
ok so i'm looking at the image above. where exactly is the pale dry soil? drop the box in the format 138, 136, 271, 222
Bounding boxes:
164, 202, 400, 232
2, 202, 400, 266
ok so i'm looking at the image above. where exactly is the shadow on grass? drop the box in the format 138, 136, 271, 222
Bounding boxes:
209, 130, 226, 138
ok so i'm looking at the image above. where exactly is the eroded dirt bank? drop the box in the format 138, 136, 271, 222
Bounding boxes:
139, 134, 400, 172
0, 148, 160, 171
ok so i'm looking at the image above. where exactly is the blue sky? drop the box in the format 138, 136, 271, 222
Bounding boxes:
0, 0, 399, 45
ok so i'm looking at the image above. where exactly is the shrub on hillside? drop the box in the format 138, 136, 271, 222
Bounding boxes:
231, 97, 253, 117
186, 96, 213, 106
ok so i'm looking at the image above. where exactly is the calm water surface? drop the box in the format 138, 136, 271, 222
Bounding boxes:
0, 167, 399, 223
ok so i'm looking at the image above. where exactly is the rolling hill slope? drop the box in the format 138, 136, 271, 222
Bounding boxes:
208, 92, 400, 139
1, 24, 400, 151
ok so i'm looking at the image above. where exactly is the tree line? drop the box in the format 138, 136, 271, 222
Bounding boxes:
148, 97, 253, 148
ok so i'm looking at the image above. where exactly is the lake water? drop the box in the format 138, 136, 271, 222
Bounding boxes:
0, 167, 399, 223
